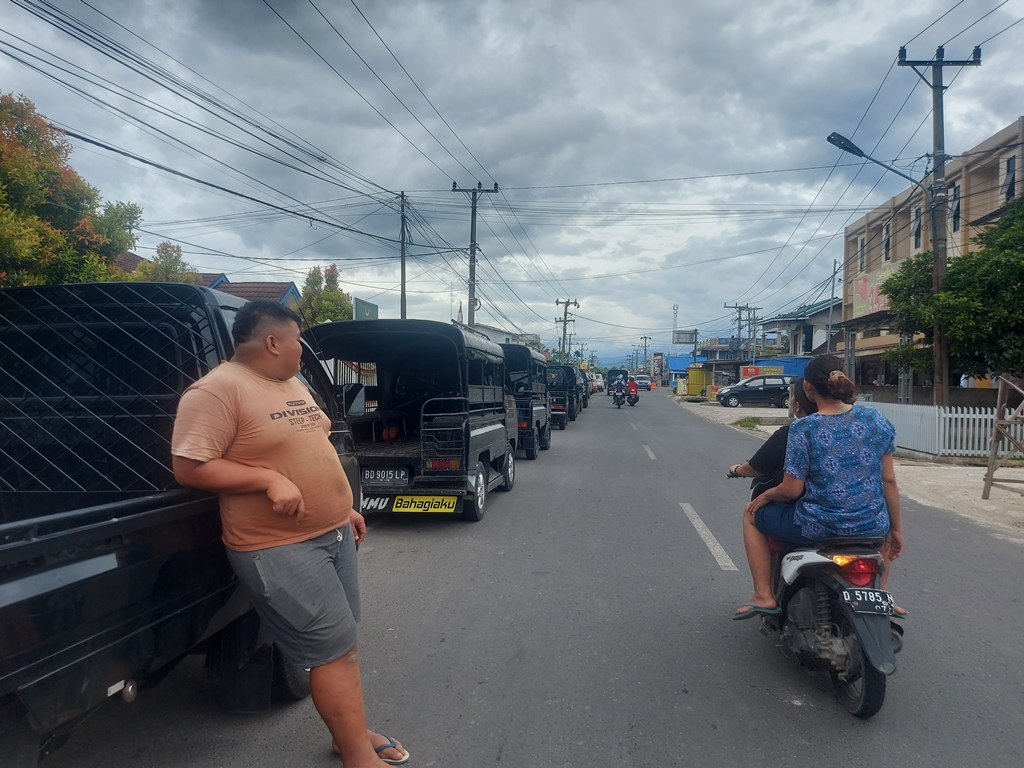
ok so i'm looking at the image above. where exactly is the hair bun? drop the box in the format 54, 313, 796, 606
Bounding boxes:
828, 369, 844, 382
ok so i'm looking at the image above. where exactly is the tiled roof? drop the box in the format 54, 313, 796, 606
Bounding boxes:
197, 273, 226, 287
112, 252, 146, 272
215, 282, 296, 302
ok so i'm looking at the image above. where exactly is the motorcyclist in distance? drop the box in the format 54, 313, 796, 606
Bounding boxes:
627, 376, 639, 397
612, 375, 627, 395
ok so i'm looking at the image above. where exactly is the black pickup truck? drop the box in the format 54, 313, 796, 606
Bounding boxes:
0, 283, 359, 767
305, 319, 516, 522
499, 343, 552, 460
545, 364, 581, 428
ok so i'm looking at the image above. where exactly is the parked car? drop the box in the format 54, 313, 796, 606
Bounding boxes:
500, 343, 552, 460
545, 364, 581, 427
304, 320, 517, 522
634, 374, 652, 391
575, 368, 590, 409
0, 282, 354, 766
717, 375, 795, 408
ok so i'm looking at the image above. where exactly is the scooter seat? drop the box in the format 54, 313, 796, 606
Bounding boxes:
767, 536, 791, 553
815, 537, 886, 549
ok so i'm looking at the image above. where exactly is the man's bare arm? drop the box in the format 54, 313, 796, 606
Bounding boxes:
173, 456, 306, 519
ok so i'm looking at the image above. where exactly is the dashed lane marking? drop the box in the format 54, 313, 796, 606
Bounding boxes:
679, 502, 739, 571
642, 445, 657, 460
631, 422, 638, 431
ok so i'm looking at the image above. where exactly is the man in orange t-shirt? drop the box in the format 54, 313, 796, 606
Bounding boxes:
172, 300, 407, 767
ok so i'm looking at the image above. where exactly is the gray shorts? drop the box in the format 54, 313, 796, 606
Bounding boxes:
226, 525, 361, 668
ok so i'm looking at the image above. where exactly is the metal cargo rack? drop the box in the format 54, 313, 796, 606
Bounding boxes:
0, 283, 229, 521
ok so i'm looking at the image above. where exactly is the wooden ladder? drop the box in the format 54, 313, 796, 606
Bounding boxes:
982, 377, 1024, 499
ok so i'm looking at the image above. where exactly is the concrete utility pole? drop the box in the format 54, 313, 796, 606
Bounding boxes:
640, 335, 651, 373
452, 181, 499, 326
399, 192, 407, 319
899, 45, 981, 407
724, 303, 748, 365
826, 259, 838, 354
556, 299, 578, 363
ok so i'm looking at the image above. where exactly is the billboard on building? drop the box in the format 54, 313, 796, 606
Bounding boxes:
851, 266, 895, 319
673, 329, 697, 345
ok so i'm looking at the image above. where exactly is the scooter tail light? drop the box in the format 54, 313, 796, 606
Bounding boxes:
837, 557, 878, 587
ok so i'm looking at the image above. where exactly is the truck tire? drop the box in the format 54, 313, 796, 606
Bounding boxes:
272, 647, 311, 702
539, 424, 552, 449
525, 432, 539, 460
568, 405, 577, 422
462, 462, 487, 521
498, 447, 515, 491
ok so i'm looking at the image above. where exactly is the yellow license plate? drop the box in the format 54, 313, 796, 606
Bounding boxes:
392, 496, 459, 513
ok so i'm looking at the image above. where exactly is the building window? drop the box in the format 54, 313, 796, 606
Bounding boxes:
1001, 155, 1016, 202
913, 207, 922, 250
859, 237, 866, 271
883, 221, 891, 261
951, 183, 961, 233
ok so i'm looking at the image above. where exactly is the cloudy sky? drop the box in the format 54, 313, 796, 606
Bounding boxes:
3, 0, 1023, 365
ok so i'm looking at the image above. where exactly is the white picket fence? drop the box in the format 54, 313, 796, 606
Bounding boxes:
862, 401, 1024, 458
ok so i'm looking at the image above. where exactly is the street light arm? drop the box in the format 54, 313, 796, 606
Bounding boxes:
827, 132, 930, 203
859, 154, 930, 201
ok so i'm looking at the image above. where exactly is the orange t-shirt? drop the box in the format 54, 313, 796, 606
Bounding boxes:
171, 362, 352, 551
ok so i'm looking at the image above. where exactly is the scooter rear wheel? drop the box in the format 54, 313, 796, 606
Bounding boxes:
829, 614, 887, 718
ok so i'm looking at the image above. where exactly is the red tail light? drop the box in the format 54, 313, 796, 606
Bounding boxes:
839, 558, 878, 587
518, 421, 529, 429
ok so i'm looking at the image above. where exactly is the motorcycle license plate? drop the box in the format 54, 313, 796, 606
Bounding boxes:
841, 588, 894, 615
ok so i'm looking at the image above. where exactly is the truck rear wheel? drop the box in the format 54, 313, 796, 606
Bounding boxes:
539, 425, 552, 449
272, 647, 311, 702
499, 447, 515, 491
525, 432, 539, 460
462, 462, 487, 521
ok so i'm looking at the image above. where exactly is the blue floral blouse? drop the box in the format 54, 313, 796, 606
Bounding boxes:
784, 406, 896, 539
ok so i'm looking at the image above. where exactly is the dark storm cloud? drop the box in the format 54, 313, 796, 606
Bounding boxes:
3, 0, 1022, 356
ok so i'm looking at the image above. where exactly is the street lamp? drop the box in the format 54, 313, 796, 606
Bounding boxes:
826, 131, 948, 406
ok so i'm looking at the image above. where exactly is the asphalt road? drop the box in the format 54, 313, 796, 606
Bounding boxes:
45, 390, 1024, 768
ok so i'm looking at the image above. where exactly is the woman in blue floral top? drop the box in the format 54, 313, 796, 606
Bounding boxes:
734, 354, 904, 620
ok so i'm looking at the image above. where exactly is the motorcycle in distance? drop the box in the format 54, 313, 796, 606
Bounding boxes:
626, 391, 639, 407
613, 389, 626, 408
728, 470, 903, 718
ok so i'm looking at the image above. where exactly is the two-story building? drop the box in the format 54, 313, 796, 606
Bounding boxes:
838, 117, 1023, 389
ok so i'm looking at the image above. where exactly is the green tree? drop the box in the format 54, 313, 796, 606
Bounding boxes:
297, 263, 352, 327
881, 197, 1024, 377
939, 198, 1024, 376
0, 93, 141, 287
133, 241, 200, 283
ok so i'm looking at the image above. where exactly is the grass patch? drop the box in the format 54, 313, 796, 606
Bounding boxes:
733, 417, 761, 429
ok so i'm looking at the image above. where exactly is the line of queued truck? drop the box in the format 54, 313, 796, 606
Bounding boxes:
0, 282, 597, 766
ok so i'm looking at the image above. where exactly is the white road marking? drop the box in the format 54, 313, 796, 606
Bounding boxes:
679, 502, 738, 571
642, 444, 657, 460
631, 422, 638, 431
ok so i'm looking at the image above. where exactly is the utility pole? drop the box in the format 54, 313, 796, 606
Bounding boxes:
640, 335, 651, 373
745, 307, 762, 364
452, 181, 499, 326
899, 45, 981, 406
826, 258, 838, 353
724, 303, 748, 366
556, 299, 578, 363
399, 191, 407, 319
